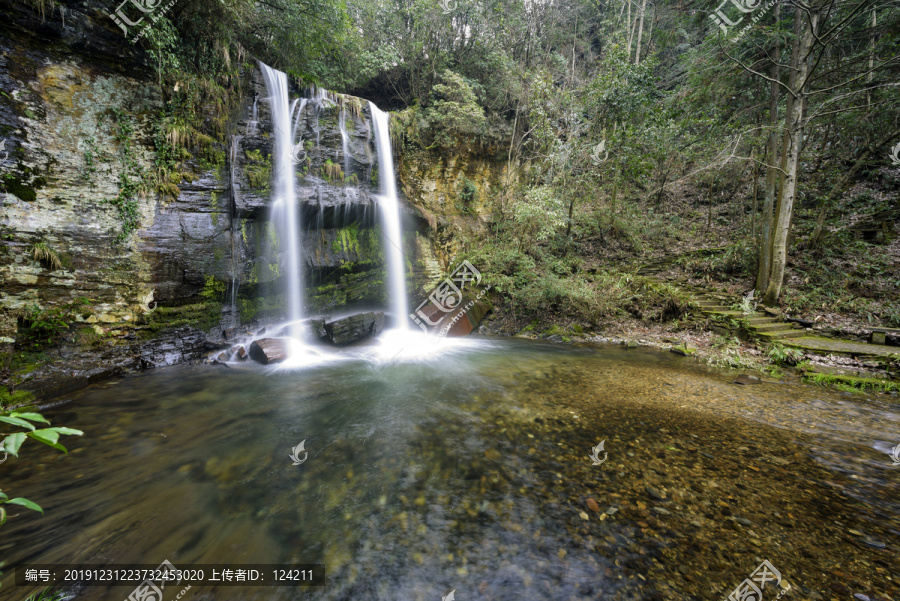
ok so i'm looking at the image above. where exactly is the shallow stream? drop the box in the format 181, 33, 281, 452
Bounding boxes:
1, 337, 897, 600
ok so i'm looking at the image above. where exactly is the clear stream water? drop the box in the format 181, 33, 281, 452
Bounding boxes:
1, 338, 897, 601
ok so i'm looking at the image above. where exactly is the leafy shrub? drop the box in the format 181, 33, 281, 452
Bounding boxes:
766, 341, 804, 366
0, 399, 84, 527
677, 239, 757, 280
421, 70, 486, 145
17, 305, 68, 350
705, 336, 760, 370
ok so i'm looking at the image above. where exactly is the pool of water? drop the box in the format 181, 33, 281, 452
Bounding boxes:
1, 336, 897, 600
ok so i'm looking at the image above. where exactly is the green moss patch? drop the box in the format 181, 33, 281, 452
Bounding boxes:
802, 371, 898, 394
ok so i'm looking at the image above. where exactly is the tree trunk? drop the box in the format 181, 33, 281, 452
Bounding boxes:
867, 8, 876, 108
762, 8, 816, 306
750, 155, 759, 238
756, 3, 780, 294
610, 181, 618, 224
634, 0, 647, 64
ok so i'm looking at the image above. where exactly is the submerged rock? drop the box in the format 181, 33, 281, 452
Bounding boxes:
734, 374, 761, 385
323, 312, 385, 345
249, 338, 289, 364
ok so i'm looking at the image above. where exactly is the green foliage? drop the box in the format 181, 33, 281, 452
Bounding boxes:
16, 298, 93, 351
677, 240, 757, 280
80, 136, 101, 184
105, 109, 145, 242
17, 304, 68, 350
458, 178, 478, 213
766, 341, 804, 366
245, 149, 271, 190
200, 275, 226, 302
23, 588, 68, 601
510, 187, 567, 246
421, 70, 486, 146
803, 372, 899, 394
0, 401, 83, 528
323, 158, 344, 182
0, 388, 33, 411
705, 336, 760, 370
462, 220, 690, 327
30, 241, 61, 271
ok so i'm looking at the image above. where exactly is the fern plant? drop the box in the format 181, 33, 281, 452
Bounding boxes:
30, 242, 61, 271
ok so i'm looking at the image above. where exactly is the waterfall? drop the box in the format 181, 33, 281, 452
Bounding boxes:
247, 95, 259, 136
291, 98, 307, 148
260, 63, 304, 337
227, 134, 243, 328
339, 108, 350, 179
368, 102, 409, 330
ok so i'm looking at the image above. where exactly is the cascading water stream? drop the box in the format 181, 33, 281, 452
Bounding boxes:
368, 102, 409, 330
247, 95, 259, 136
339, 107, 350, 178
260, 63, 304, 338
227, 134, 243, 328
291, 99, 307, 149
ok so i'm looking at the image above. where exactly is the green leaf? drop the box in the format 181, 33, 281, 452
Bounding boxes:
28, 429, 59, 444
4, 497, 43, 514
46, 427, 84, 436
0, 416, 35, 431
0, 491, 8, 500
9, 412, 50, 424
1, 432, 26, 457
26, 430, 67, 452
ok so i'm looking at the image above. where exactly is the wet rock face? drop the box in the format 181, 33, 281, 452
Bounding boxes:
0, 4, 496, 385
322, 311, 385, 345
0, 21, 232, 346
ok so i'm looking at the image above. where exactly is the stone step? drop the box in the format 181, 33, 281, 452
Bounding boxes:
756, 328, 807, 340
749, 322, 795, 332
695, 301, 720, 307
746, 317, 777, 325
701, 310, 764, 318
785, 336, 900, 358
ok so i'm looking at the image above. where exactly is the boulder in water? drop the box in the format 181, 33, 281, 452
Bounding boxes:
249, 338, 289, 364
323, 312, 385, 345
